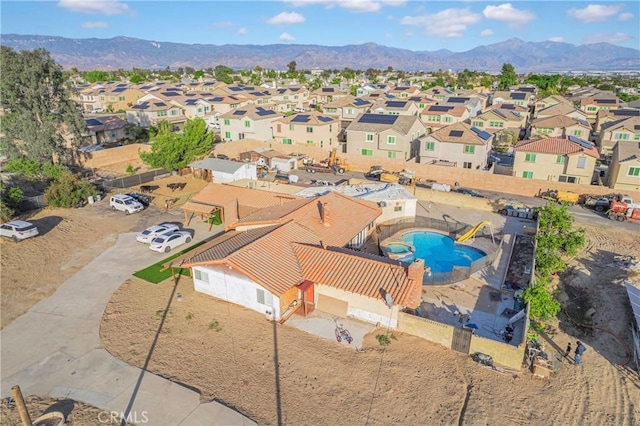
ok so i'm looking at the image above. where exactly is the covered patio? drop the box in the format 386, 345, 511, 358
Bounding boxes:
181, 201, 224, 231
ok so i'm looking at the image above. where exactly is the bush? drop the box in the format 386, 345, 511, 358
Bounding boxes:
3, 158, 42, 180
376, 334, 391, 346
44, 172, 97, 208
522, 284, 561, 321
126, 164, 136, 175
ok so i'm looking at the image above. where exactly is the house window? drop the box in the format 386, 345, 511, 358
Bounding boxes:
425, 142, 435, 151
558, 175, 578, 183
443, 117, 452, 123
429, 116, 440, 122
170, 110, 178, 116
525, 153, 536, 162
615, 133, 629, 140
463, 145, 475, 154
307, 140, 314, 145
472, 121, 483, 127
110, 131, 117, 138
463, 162, 472, 169
627, 166, 640, 177
366, 133, 374, 142
522, 171, 533, 179
194, 269, 209, 283
573, 130, 582, 137
587, 106, 597, 111
225, 131, 231, 139
576, 157, 586, 169
387, 135, 396, 145
119, 96, 125, 101
327, 108, 337, 113
489, 121, 503, 128
110, 96, 115, 101
157, 110, 167, 117
256, 288, 273, 307
245, 121, 251, 128
347, 108, 354, 115
224, 119, 230, 125
388, 151, 397, 159
282, 138, 292, 145
289, 124, 295, 131
361, 149, 373, 156
197, 107, 203, 113
306, 126, 313, 133
556, 155, 566, 164
635, 134, 640, 140
394, 205, 402, 212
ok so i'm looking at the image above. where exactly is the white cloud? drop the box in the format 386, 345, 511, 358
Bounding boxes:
568, 5, 621, 23
401, 8, 482, 38
284, 0, 405, 14
279, 32, 296, 41
237, 28, 248, 36
584, 32, 632, 44
483, 3, 535, 26
480, 29, 493, 37
213, 21, 234, 29
81, 21, 108, 29
267, 11, 306, 25
385, 32, 393, 38
548, 36, 565, 42
57, 0, 133, 16
618, 12, 634, 22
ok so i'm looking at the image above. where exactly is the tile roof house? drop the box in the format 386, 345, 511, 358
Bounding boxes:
423, 86, 454, 101
606, 141, 640, 192
321, 95, 373, 128
356, 84, 391, 97
594, 109, 640, 134
440, 96, 484, 117
218, 104, 281, 142
420, 105, 470, 132
272, 112, 340, 149
83, 115, 128, 146
534, 102, 588, 121
470, 108, 525, 134
371, 99, 420, 116
310, 86, 350, 105
179, 190, 423, 326
345, 113, 426, 161
419, 121, 494, 169
534, 95, 573, 116
597, 116, 640, 156
529, 115, 592, 140
491, 91, 534, 107
388, 85, 421, 98
514, 136, 599, 184
580, 95, 620, 123
125, 95, 186, 128
100, 84, 145, 112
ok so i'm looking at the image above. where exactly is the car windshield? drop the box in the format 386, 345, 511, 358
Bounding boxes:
141, 230, 152, 235
124, 199, 137, 205
16, 225, 36, 231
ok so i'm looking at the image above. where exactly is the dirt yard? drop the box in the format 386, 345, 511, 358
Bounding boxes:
100, 224, 640, 426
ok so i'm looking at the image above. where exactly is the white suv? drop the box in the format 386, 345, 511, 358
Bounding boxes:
110, 194, 144, 214
0, 220, 39, 242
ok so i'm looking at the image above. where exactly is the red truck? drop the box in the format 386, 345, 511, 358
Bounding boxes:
608, 196, 640, 222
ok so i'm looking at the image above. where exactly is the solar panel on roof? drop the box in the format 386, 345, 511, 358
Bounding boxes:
501, 104, 515, 110
447, 97, 469, 103
568, 135, 594, 149
597, 98, 617, 104
291, 115, 310, 123
353, 98, 369, 106
166, 88, 180, 91
518, 87, 536, 93
492, 110, 507, 119
317, 116, 333, 122
256, 107, 276, 117
321, 88, 334, 92
357, 114, 398, 125
385, 101, 407, 108
576, 119, 590, 126
112, 87, 126, 93
511, 92, 527, 100
395, 86, 410, 90
233, 110, 246, 116
250, 92, 265, 96
211, 97, 224, 102
186, 99, 197, 105
154, 102, 166, 107
161, 92, 180, 97
229, 87, 242, 92
449, 130, 463, 137
470, 127, 491, 140
229, 96, 239, 100
429, 105, 453, 112
409, 97, 421, 101
612, 109, 640, 116
85, 119, 102, 126
634, 125, 640, 130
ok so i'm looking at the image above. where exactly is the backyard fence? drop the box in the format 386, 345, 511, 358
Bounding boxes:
98, 169, 170, 191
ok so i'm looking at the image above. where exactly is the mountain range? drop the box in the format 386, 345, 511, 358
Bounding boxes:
2, 34, 639, 72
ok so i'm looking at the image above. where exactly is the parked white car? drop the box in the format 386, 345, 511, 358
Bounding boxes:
0, 220, 39, 242
136, 223, 180, 244
110, 194, 144, 214
149, 231, 192, 253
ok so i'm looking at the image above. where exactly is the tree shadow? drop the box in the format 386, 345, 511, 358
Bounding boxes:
43, 398, 75, 419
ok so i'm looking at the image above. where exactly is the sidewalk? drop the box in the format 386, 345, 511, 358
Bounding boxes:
1, 214, 254, 425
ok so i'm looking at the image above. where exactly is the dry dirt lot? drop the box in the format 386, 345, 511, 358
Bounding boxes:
100, 225, 640, 426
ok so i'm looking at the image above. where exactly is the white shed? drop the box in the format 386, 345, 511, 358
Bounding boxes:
271, 156, 298, 172
188, 158, 257, 184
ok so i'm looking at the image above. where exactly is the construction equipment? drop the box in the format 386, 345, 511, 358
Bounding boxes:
539, 190, 579, 205
365, 166, 415, 185
303, 148, 352, 174
580, 194, 613, 212
607, 197, 640, 222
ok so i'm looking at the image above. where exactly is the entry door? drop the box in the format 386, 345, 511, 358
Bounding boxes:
452, 327, 473, 354
304, 284, 314, 305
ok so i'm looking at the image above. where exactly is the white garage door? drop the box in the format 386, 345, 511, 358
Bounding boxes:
316, 294, 348, 318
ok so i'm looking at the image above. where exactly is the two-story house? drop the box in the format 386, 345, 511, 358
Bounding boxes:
580, 95, 620, 123
321, 96, 372, 128
597, 116, 640, 156
388, 85, 421, 98
471, 108, 526, 135
440, 96, 484, 117
420, 105, 470, 133
125, 95, 186, 128
534, 95, 572, 116
419, 122, 494, 169
423, 86, 454, 102
101, 84, 145, 112
606, 141, 640, 192
491, 91, 533, 108
310, 86, 350, 106
356, 84, 391, 97
534, 102, 588, 122
219, 104, 281, 142
529, 115, 592, 140
594, 109, 640, 134
513, 136, 598, 184
204, 95, 252, 123
371, 99, 420, 116
345, 113, 426, 160
272, 112, 340, 149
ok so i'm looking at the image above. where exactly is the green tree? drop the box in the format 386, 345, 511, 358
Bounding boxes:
129, 75, 144, 83
193, 70, 204, 80
45, 171, 97, 208
287, 61, 297, 73
0, 181, 22, 221
0, 47, 86, 163
140, 118, 212, 171
84, 70, 111, 83
522, 284, 561, 321
480, 76, 493, 88
214, 65, 233, 84
492, 129, 518, 153
498, 63, 518, 90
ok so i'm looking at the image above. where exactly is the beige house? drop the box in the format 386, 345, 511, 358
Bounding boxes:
529, 115, 592, 140
513, 136, 599, 184
310, 86, 350, 105
597, 116, 640, 156
345, 113, 426, 160
321, 96, 373, 127
471, 109, 525, 134
535, 102, 588, 121
534, 95, 572, 114
580, 95, 620, 123
606, 141, 640, 192
74, 85, 103, 112
272, 112, 340, 149
423, 86, 454, 101
491, 91, 533, 108
388, 85, 421, 98
419, 122, 494, 169
405, 96, 438, 111
420, 105, 469, 132
125, 95, 186, 128
594, 109, 640, 134
219, 104, 281, 142
372, 99, 420, 116
204, 94, 252, 123
99, 85, 145, 112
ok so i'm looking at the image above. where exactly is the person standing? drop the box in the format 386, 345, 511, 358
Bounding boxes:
574, 341, 587, 365
565, 343, 572, 358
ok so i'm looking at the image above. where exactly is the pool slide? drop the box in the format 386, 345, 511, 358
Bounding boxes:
456, 221, 491, 243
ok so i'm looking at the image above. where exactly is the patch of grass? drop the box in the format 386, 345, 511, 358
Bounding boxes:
185, 312, 194, 321
155, 309, 165, 317
133, 240, 206, 284
209, 320, 221, 332
376, 334, 391, 346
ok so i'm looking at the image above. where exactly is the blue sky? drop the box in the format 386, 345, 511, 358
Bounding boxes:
2, 1, 639, 52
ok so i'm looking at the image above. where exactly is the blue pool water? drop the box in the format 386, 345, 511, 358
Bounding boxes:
401, 231, 485, 273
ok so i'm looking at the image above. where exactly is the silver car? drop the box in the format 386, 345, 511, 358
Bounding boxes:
136, 223, 180, 244
0, 220, 39, 242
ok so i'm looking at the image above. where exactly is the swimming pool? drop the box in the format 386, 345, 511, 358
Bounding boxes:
401, 230, 486, 273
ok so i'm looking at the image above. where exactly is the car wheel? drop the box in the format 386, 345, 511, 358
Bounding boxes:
111, 205, 116, 210
12, 235, 18, 243
164, 246, 171, 253
185, 237, 192, 243
125, 210, 131, 215
338, 168, 345, 174
595, 205, 604, 212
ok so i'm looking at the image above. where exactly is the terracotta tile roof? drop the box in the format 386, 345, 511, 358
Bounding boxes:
235, 198, 316, 225
219, 104, 280, 121
292, 244, 422, 308
422, 105, 468, 117
531, 115, 590, 129
515, 136, 599, 158
190, 183, 301, 211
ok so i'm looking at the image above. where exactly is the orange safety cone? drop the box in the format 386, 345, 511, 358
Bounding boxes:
164, 200, 169, 210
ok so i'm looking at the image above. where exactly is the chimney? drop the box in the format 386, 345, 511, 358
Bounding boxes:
407, 258, 425, 283
322, 202, 331, 227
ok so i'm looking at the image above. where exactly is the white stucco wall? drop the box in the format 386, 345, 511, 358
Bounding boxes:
212, 164, 257, 183
192, 266, 281, 320
315, 284, 400, 329
377, 199, 417, 224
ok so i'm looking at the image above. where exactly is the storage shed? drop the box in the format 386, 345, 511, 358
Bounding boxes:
188, 158, 257, 184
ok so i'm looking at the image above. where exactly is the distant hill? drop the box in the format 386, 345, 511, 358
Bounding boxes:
1, 34, 639, 72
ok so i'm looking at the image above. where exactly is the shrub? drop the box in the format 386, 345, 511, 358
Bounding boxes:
522, 284, 561, 321
45, 172, 97, 208
3, 158, 42, 180
376, 334, 391, 346
125, 164, 136, 175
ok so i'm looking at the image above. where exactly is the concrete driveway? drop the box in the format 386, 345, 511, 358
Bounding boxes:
285, 310, 376, 349
0, 210, 254, 425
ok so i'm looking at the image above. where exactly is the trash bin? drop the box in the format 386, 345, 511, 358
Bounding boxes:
88, 196, 94, 204
96, 193, 102, 201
